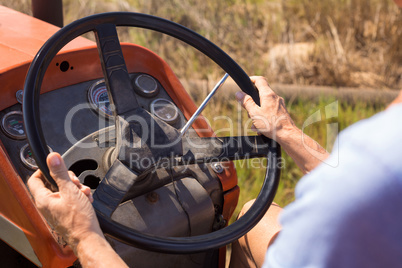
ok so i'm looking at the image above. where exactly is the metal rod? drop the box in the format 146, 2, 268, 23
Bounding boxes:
180, 73, 229, 137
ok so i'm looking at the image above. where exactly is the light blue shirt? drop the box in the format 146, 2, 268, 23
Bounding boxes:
264, 104, 402, 268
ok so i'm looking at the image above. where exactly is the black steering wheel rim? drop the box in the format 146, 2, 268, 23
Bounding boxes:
23, 12, 281, 253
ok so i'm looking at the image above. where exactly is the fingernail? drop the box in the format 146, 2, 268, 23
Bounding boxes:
235, 91, 244, 101
49, 154, 61, 167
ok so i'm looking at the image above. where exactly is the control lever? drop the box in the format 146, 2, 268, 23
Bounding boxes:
179, 73, 229, 137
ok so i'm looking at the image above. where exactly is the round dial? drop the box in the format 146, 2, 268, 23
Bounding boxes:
1, 111, 26, 139
150, 99, 179, 125
134, 74, 159, 97
88, 79, 113, 118
16, 90, 24, 104
20, 144, 52, 170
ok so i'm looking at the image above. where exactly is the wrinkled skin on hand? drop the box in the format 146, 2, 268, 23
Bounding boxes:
236, 76, 329, 174
235, 76, 295, 141
28, 153, 128, 267
28, 153, 101, 253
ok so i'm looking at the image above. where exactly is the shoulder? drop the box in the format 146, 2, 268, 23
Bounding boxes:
265, 104, 402, 268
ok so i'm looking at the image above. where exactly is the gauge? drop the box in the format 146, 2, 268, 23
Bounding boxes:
1, 111, 26, 139
16, 90, 23, 104
133, 74, 159, 97
20, 144, 52, 170
88, 79, 113, 118
150, 99, 179, 125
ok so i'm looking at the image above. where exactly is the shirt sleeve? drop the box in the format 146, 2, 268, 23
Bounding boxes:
263, 104, 402, 268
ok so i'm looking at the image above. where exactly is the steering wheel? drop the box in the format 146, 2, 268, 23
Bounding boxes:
23, 12, 281, 253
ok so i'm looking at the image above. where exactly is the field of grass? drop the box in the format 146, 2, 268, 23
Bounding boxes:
0, 0, 395, 217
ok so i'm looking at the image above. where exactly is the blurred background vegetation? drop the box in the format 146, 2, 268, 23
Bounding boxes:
1, 0, 398, 216
2, 0, 401, 88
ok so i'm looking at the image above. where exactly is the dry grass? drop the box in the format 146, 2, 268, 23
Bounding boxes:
1, 0, 401, 89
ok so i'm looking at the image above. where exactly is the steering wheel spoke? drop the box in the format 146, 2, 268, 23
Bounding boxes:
93, 159, 140, 217
180, 135, 275, 165
94, 23, 139, 115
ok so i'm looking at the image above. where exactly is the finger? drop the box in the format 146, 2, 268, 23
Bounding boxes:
46, 153, 74, 191
251, 124, 262, 135
251, 123, 258, 132
67, 171, 92, 200
80, 184, 91, 195
236, 91, 259, 115
250, 76, 276, 100
74, 181, 93, 202
27, 170, 52, 200
250, 76, 271, 91
88, 192, 94, 203
68, 171, 80, 187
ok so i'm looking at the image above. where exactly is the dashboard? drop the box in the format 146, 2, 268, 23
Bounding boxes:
0, 73, 189, 183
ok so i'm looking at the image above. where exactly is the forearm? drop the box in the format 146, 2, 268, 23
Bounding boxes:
235, 77, 329, 174
75, 232, 128, 268
277, 126, 329, 174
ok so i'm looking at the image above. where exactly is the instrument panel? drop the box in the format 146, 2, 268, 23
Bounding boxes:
0, 73, 187, 181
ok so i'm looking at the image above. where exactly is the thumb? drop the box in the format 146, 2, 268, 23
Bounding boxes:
46, 152, 73, 191
236, 91, 259, 115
